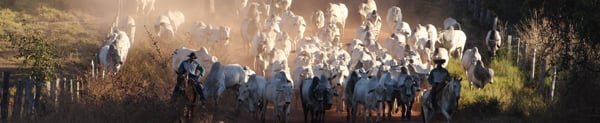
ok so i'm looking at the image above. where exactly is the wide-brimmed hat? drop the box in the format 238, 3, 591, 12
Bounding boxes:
188, 52, 198, 59
433, 55, 446, 64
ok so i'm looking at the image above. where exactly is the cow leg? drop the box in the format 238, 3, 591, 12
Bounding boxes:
376, 103, 381, 123
363, 105, 368, 123
262, 102, 268, 123
352, 102, 358, 123
303, 107, 308, 123
406, 100, 413, 120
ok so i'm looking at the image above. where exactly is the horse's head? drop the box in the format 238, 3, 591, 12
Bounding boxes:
450, 77, 463, 100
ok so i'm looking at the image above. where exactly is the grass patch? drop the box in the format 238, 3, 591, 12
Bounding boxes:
444, 48, 548, 121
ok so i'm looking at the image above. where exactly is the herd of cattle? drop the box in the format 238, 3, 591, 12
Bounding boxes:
94, 0, 503, 122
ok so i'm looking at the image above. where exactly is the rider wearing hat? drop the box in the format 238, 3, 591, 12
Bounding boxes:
428, 54, 450, 109
175, 52, 206, 101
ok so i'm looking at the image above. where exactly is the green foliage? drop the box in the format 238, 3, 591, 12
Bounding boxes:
444, 49, 548, 120
6, 32, 60, 82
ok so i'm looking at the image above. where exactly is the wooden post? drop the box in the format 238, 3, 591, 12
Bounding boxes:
52, 78, 58, 107
507, 35, 512, 52
76, 80, 80, 102
2, 72, 10, 123
91, 60, 95, 78
551, 67, 557, 101
530, 48, 536, 84
70, 79, 74, 102
516, 39, 520, 63
540, 59, 547, 94
34, 78, 42, 114
12, 80, 24, 121
522, 42, 528, 68
24, 79, 34, 116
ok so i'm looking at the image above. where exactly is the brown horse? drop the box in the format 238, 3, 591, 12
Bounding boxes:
171, 74, 200, 122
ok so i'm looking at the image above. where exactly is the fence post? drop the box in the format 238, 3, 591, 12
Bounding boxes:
52, 78, 58, 108
24, 78, 34, 116
2, 72, 10, 123
522, 42, 528, 68
530, 48, 536, 84
91, 60, 95, 78
516, 38, 520, 63
551, 67, 557, 101
12, 80, 24, 121
540, 59, 547, 94
70, 79, 74, 102
507, 35, 512, 52
76, 79, 80, 102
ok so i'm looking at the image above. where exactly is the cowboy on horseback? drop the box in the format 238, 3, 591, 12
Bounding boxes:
427, 54, 450, 109
175, 52, 207, 102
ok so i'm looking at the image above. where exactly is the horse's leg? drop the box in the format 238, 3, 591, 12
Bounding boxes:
441, 110, 452, 123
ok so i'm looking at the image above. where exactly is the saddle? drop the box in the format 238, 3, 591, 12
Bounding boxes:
433, 82, 448, 93
426, 82, 448, 109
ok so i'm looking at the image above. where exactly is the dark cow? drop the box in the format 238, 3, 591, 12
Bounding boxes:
301, 74, 338, 123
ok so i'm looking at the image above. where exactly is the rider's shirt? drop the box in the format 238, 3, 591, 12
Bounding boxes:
177, 59, 205, 78
429, 67, 450, 85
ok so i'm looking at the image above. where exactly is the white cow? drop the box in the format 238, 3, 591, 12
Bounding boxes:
242, 17, 262, 55
365, 10, 383, 39
266, 49, 290, 81
443, 17, 461, 30
273, 0, 292, 16
426, 24, 438, 50
203, 62, 253, 112
136, 0, 155, 15
238, 74, 267, 119
325, 3, 348, 36
319, 23, 341, 44
393, 21, 411, 36
155, 10, 185, 38
433, 48, 450, 68
98, 30, 130, 76
386, 6, 402, 33
383, 33, 408, 61
275, 32, 293, 56
358, 0, 377, 23
191, 21, 212, 44
467, 60, 494, 89
462, 47, 482, 75
438, 29, 467, 58
351, 74, 385, 123
209, 26, 232, 49
251, 32, 274, 76
311, 10, 325, 36
261, 71, 293, 123
486, 29, 502, 56
281, 11, 307, 49
409, 24, 428, 50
